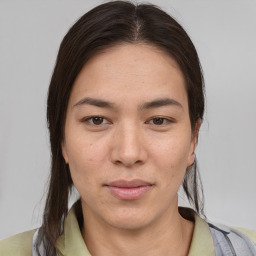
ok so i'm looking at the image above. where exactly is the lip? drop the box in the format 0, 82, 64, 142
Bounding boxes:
106, 179, 153, 200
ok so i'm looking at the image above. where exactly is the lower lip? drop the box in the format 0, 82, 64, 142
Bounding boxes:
107, 185, 152, 200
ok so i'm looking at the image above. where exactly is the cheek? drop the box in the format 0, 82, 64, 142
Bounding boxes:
67, 144, 103, 204
65, 136, 108, 192
149, 133, 192, 186
66, 133, 107, 167
151, 134, 191, 168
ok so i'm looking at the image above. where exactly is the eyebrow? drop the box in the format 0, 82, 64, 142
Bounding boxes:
73, 97, 183, 110
73, 97, 115, 108
139, 98, 183, 110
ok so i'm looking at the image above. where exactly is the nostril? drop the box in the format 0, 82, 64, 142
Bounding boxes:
135, 160, 143, 164
114, 159, 143, 167
115, 160, 122, 165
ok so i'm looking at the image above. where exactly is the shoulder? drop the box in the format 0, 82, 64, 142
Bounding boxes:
0, 229, 36, 256
209, 222, 256, 255
233, 227, 256, 245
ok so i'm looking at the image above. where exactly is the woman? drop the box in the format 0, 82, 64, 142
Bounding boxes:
0, 1, 255, 255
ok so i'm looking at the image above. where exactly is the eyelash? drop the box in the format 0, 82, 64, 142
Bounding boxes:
83, 116, 110, 126
82, 116, 174, 126
147, 117, 173, 125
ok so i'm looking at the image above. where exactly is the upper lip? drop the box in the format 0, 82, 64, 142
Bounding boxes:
107, 179, 152, 188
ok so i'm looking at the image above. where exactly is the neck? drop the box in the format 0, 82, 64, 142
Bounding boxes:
81, 201, 194, 256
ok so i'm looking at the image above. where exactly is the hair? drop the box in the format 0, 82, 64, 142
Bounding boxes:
36, 1, 205, 255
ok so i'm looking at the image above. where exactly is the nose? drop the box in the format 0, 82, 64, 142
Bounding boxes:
110, 123, 147, 167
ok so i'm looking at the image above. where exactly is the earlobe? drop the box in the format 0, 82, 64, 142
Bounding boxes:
193, 118, 201, 146
187, 119, 201, 167
187, 151, 195, 167
61, 141, 69, 164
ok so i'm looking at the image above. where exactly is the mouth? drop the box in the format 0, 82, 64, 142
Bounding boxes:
105, 179, 153, 200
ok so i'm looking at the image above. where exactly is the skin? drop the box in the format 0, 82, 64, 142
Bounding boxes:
62, 43, 199, 256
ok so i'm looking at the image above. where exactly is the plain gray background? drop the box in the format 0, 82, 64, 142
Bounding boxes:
0, 0, 256, 240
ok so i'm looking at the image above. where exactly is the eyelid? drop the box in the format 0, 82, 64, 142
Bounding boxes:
147, 116, 175, 125
82, 116, 111, 126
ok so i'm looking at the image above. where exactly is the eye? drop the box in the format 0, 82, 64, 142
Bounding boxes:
83, 116, 109, 126
149, 117, 173, 125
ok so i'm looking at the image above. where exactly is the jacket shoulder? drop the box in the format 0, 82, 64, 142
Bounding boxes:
0, 229, 36, 256
234, 227, 256, 245
209, 223, 256, 255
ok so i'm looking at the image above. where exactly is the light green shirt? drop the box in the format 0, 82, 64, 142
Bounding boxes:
1, 206, 255, 256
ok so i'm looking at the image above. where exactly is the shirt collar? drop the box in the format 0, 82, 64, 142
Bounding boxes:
56, 206, 91, 256
187, 209, 215, 256
56, 205, 215, 256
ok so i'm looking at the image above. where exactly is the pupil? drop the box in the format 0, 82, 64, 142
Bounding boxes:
93, 117, 103, 125
154, 118, 163, 125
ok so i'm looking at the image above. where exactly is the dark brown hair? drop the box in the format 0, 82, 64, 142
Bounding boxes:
36, 1, 205, 254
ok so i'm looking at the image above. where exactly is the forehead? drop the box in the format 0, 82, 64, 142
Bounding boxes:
69, 43, 188, 110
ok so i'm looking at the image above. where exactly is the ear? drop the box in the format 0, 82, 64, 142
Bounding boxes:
187, 119, 201, 167
61, 141, 69, 164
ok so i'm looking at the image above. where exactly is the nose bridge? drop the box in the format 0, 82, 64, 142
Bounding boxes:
111, 120, 146, 166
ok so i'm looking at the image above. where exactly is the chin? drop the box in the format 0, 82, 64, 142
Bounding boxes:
104, 208, 156, 231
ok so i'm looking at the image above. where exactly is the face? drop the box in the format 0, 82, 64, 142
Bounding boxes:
62, 44, 198, 231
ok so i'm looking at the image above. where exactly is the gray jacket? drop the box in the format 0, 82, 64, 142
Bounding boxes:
209, 223, 256, 255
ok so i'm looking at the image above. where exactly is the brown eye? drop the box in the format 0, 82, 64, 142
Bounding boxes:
152, 117, 165, 125
83, 116, 108, 126
91, 117, 104, 125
